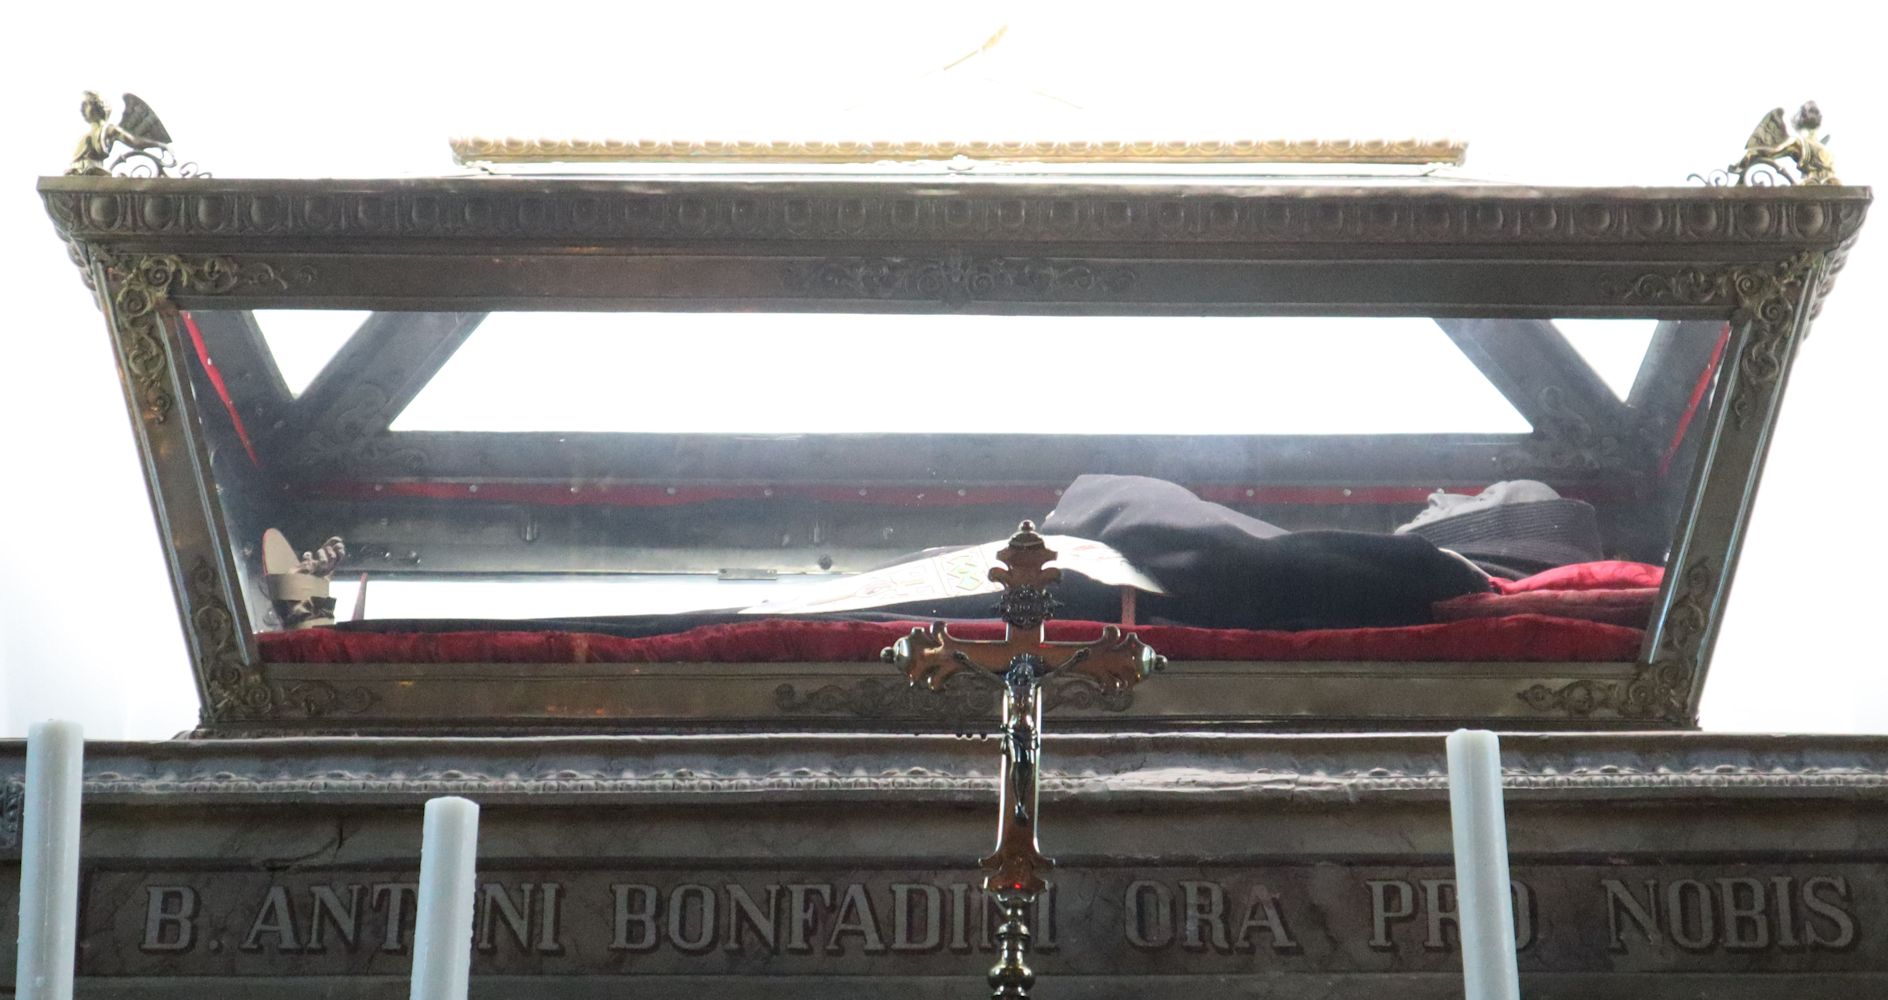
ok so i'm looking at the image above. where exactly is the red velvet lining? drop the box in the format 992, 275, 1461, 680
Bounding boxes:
1660, 322, 1732, 479
259, 614, 1643, 665
181, 311, 260, 467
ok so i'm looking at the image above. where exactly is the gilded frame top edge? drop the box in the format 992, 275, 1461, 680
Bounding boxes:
448, 136, 1469, 166
36, 176, 1872, 252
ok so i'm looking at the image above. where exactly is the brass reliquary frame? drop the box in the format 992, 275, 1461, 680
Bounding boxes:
39, 161, 1869, 735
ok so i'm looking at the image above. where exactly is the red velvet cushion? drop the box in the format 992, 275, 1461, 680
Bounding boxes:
257, 560, 1663, 666
1490, 560, 1664, 594
1433, 588, 1658, 628
259, 614, 1643, 665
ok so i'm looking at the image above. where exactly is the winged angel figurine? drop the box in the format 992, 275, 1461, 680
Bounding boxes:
68, 91, 202, 177
1720, 102, 1839, 186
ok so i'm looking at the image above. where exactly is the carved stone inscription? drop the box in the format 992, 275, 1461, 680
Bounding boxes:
60, 861, 1877, 978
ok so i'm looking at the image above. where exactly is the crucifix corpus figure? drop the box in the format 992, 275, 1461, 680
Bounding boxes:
882, 520, 1166, 999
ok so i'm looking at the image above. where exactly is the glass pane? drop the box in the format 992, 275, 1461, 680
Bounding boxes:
181, 307, 1721, 655
1554, 319, 1659, 401
255, 309, 370, 396
392, 313, 1531, 435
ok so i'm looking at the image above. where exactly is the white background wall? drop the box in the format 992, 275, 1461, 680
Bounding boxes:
0, 0, 1882, 738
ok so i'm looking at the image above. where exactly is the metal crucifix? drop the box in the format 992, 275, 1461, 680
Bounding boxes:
882, 521, 1165, 999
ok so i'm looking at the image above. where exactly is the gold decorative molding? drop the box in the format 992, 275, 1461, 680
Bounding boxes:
1606, 250, 1824, 429
1519, 557, 1715, 721
451, 136, 1466, 167
43, 185, 1867, 248
82, 253, 356, 725
192, 556, 376, 722
784, 252, 1135, 308
96, 254, 314, 424
773, 673, 1133, 720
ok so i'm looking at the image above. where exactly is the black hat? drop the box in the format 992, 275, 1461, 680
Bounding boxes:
1396, 481, 1603, 579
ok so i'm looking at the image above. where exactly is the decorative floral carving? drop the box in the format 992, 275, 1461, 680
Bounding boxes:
97, 253, 315, 424
192, 557, 376, 722
775, 674, 1003, 720
189, 555, 258, 719
774, 673, 1133, 720
277, 681, 378, 718
1042, 678, 1136, 713
1518, 254, 1829, 723
1606, 251, 1824, 429
1520, 557, 1714, 721
292, 382, 428, 474
784, 253, 1135, 308
995, 585, 1061, 631
1501, 384, 1639, 473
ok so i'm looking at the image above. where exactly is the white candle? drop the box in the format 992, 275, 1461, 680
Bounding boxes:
14, 720, 84, 1000
409, 796, 480, 1000
1447, 728, 1521, 1000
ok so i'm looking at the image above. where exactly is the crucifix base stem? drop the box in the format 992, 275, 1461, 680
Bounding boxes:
988, 889, 1037, 1000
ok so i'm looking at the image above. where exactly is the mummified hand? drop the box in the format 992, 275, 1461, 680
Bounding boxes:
298, 537, 346, 578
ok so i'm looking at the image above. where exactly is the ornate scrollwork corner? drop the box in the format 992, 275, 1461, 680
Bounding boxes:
1518, 658, 1689, 722
1691, 103, 1838, 188
1605, 251, 1822, 430
68, 91, 207, 179
190, 556, 376, 723
1519, 557, 1715, 722
784, 252, 1135, 309
95, 254, 315, 424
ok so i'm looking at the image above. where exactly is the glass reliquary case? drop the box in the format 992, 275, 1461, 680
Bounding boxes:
39, 131, 1870, 736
